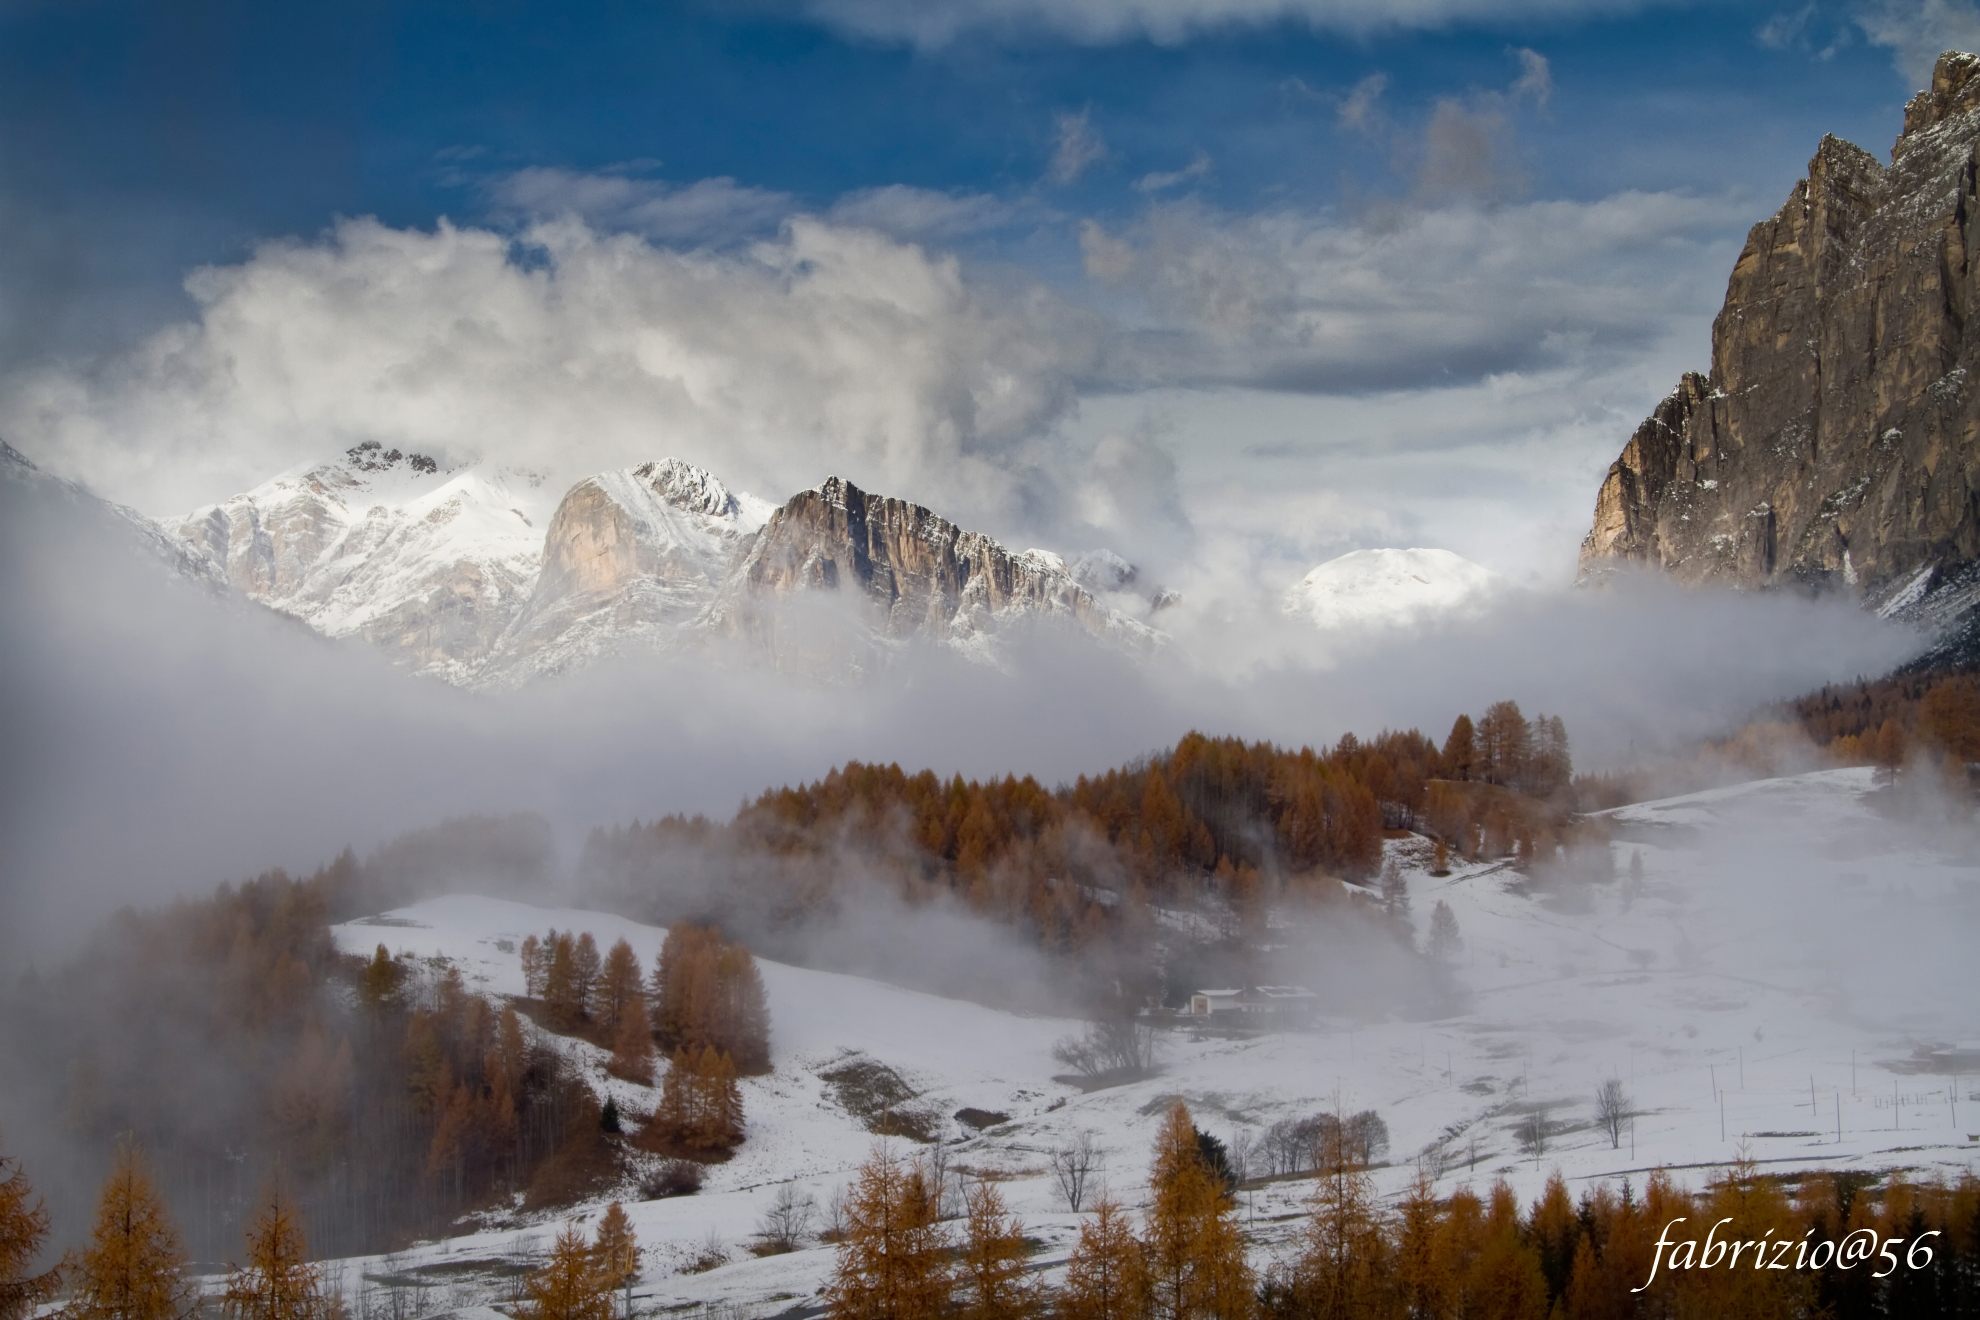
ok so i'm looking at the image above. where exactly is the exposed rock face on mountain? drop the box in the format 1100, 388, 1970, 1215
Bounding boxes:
174, 442, 551, 684
473, 460, 772, 687
715, 475, 1159, 670
164, 452, 1160, 685
1579, 50, 1980, 659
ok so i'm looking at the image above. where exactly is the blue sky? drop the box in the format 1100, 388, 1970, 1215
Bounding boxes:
2, 0, 1973, 584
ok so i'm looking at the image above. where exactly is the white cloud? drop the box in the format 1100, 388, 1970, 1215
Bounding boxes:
826, 185, 1018, 237
1050, 109, 1109, 184
1135, 150, 1213, 193
1509, 46, 1553, 104
489, 168, 794, 243
1856, 0, 1980, 85
1076, 189, 1750, 393
3, 215, 1104, 528
1336, 72, 1391, 132
805, 0, 1663, 47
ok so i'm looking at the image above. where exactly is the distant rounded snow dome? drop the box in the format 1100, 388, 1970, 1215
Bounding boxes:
1283, 547, 1500, 633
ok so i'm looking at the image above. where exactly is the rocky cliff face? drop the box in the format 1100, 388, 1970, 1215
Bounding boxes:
1579, 50, 1980, 649
714, 475, 1159, 671
473, 459, 770, 687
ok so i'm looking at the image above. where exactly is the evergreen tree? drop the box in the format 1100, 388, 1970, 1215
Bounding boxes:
1060, 1197, 1147, 1320
0, 1133, 60, 1320
223, 1189, 321, 1320
65, 1143, 192, 1320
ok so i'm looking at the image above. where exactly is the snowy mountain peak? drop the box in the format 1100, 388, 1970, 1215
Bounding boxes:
632, 457, 740, 520
172, 451, 553, 683
1284, 547, 1500, 633
2, 439, 37, 472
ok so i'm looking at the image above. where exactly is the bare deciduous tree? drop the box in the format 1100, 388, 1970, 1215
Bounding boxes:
1595, 1079, 1632, 1150
753, 1184, 816, 1255
1517, 1107, 1551, 1162
1051, 1017, 1160, 1082
1049, 1131, 1102, 1212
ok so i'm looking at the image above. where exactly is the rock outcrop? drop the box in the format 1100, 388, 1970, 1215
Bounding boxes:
473, 460, 769, 687
1579, 50, 1980, 656
714, 475, 1159, 671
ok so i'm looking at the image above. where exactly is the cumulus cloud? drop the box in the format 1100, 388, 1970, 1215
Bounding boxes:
1855, 0, 1980, 85
803, 0, 1664, 47
2, 215, 1106, 529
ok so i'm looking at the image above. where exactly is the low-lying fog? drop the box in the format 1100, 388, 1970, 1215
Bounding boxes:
0, 461, 1919, 956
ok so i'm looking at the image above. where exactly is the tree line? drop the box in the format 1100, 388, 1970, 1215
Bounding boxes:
812, 1098, 1978, 1319
0, 858, 616, 1261
0, 1133, 645, 1320
581, 702, 1583, 978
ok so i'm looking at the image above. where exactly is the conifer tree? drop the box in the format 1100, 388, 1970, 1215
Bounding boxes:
596, 941, 642, 1032
1391, 1174, 1453, 1320
607, 1003, 655, 1086
824, 1148, 952, 1320
0, 1133, 61, 1320
544, 934, 581, 1029
571, 934, 602, 1022
1428, 902, 1462, 964
1142, 1101, 1251, 1320
357, 945, 403, 1015
590, 1202, 638, 1292
1286, 1115, 1388, 1320
1060, 1197, 1146, 1320
956, 1180, 1035, 1320
519, 935, 546, 998
1442, 716, 1476, 782
65, 1143, 191, 1320
521, 1222, 614, 1320
223, 1189, 320, 1320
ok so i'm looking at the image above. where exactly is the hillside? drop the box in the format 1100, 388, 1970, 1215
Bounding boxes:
311, 764, 1977, 1316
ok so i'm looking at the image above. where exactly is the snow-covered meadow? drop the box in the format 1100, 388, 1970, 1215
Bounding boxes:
318, 767, 1980, 1318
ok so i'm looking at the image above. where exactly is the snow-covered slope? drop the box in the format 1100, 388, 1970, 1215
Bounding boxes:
4, 440, 227, 589
312, 766, 1977, 1317
174, 443, 554, 684
1284, 547, 1499, 633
